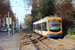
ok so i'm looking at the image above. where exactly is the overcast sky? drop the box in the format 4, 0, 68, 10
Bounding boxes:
10, 0, 32, 23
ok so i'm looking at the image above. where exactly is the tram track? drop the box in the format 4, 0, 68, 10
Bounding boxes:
20, 29, 51, 50
25, 29, 51, 50
48, 38, 75, 49
58, 38, 75, 46
28, 29, 75, 50
20, 29, 75, 50
30, 34, 51, 50
28, 30, 66, 50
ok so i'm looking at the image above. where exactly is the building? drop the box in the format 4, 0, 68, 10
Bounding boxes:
22, 23, 25, 29
16, 17, 20, 29
2, 18, 6, 29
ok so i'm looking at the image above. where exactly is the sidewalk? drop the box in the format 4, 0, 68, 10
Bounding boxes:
0, 30, 21, 50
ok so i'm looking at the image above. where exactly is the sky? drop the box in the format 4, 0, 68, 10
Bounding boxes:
10, 0, 32, 23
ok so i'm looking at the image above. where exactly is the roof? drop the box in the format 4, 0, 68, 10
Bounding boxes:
33, 16, 61, 25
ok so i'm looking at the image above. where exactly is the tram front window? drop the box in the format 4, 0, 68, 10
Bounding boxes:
48, 20, 61, 32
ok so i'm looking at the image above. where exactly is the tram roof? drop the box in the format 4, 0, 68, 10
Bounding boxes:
33, 17, 47, 24
33, 16, 61, 25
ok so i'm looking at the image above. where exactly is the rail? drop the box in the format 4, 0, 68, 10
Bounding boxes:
23, 32, 37, 50
48, 38, 75, 48
23, 30, 52, 50
32, 35, 51, 50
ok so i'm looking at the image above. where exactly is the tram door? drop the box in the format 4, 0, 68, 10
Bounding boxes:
42, 22, 47, 36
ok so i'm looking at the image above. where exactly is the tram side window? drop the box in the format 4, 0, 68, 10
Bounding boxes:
42, 22, 47, 31
35, 25, 37, 30
38, 24, 41, 30
38, 24, 39, 30
39, 24, 41, 30
37, 24, 38, 30
35, 25, 36, 30
36, 24, 38, 30
34, 25, 35, 30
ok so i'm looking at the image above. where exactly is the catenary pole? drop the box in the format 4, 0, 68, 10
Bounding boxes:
13, 21, 14, 34
8, 12, 10, 37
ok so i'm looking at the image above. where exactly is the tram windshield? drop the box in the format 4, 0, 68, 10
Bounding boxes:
48, 20, 61, 32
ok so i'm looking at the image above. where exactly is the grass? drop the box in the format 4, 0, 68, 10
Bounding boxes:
66, 35, 75, 39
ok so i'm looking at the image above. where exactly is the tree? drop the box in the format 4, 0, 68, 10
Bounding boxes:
54, 0, 75, 20
0, 3, 13, 18
32, 0, 55, 19
40, 0, 55, 17
24, 14, 33, 27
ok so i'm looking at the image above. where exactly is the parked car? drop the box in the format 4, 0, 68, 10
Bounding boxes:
3, 29, 8, 32
2, 28, 11, 32
1, 28, 8, 32
0, 29, 3, 32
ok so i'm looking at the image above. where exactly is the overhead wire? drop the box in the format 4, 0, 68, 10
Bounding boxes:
11, 0, 31, 15
11, 0, 32, 10
23, 0, 32, 10
11, 0, 25, 8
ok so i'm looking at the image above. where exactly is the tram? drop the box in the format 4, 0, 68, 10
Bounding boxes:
33, 16, 63, 37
